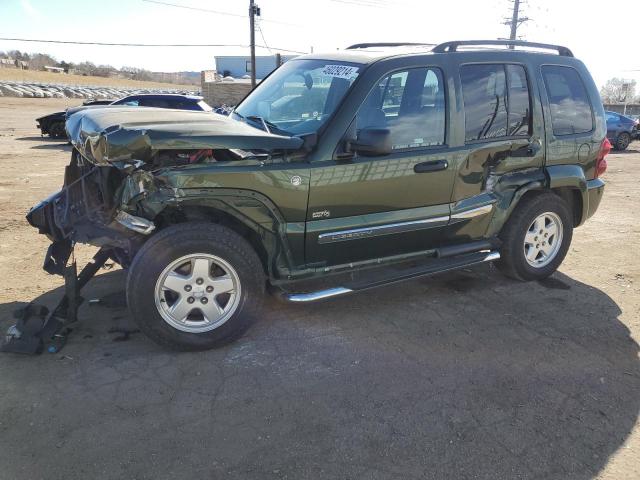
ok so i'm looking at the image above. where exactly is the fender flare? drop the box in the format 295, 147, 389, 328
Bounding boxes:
487, 165, 590, 235
545, 165, 590, 226
136, 187, 300, 279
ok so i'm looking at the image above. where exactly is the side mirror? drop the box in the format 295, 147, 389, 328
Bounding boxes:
350, 128, 391, 156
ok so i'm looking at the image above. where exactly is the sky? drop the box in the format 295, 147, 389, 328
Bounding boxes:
0, 0, 638, 89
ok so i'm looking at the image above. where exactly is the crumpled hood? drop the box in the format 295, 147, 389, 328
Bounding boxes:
66, 107, 304, 166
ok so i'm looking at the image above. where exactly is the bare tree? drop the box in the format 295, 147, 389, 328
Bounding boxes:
600, 78, 637, 104
73, 61, 97, 76
28, 53, 58, 70
121, 66, 154, 81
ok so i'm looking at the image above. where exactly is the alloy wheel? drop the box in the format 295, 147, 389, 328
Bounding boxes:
523, 212, 564, 268
154, 253, 241, 333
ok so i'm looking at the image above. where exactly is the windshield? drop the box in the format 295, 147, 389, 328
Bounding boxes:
233, 59, 362, 136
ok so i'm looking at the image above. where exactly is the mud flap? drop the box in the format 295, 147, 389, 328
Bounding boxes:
1, 246, 111, 355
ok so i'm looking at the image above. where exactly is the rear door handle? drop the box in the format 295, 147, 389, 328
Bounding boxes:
414, 159, 448, 173
510, 139, 542, 158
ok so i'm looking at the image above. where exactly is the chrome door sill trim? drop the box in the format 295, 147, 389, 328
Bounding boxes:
285, 287, 354, 302
281, 251, 501, 303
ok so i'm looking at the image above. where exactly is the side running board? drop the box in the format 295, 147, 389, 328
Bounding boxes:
282, 250, 500, 303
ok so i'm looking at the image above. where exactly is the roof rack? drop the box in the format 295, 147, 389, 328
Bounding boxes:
432, 40, 574, 57
346, 42, 435, 50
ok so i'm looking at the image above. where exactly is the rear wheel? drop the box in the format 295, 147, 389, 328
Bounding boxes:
49, 121, 66, 139
126, 222, 265, 351
615, 132, 631, 151
497, 192, 573, 281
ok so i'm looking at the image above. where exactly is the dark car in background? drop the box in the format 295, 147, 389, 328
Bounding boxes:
606, 111, 639, 150
82, 98, 117, 106
36, 94, 212, 139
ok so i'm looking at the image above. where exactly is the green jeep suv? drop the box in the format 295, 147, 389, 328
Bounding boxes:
23, 40, 610, 352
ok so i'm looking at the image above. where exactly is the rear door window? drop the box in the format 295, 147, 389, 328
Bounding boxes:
460, 64, 532, 142
541, 65, 593, 136
461, 64, 508, 141
506, 65, 531, 136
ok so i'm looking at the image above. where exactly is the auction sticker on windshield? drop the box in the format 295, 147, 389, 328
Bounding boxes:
322, 65, 359, 79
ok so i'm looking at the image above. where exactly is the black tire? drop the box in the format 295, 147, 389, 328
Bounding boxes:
49, 121, 66, 139
496, 192, 573, 281
126, 222, 265, 351
615, 132, 631, 151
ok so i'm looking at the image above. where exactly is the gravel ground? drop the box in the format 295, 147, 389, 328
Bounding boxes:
0, 98, 639, 480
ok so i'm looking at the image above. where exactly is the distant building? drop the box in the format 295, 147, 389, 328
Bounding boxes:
214, 54, 296, 80
604, 103, 640, 116
44, 66, 64, 73
0, 58, 27, 69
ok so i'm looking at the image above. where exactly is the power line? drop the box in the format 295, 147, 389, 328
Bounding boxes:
329, 0, 389, 7
256, 23, 272, 55
143, 0, 244, 18
0, 37, 307, 54
142, 0, 299, 26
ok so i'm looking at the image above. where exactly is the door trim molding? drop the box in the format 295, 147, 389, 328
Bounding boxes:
317, 216, 449, 244
450, 204, 493, 219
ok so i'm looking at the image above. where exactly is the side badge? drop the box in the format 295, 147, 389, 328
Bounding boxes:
312, 210, 331, 219
290, 175, 302, 186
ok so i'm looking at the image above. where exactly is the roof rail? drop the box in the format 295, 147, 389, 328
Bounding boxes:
346, 42, 435, 50
432, 40, 574, 57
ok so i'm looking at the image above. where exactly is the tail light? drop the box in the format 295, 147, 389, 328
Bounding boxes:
595, 137, 611, 178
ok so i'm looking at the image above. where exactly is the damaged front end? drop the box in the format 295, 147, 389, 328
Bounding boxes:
27, 107, 304, 274
26, 151, 148, 274
10, 107, 303, 354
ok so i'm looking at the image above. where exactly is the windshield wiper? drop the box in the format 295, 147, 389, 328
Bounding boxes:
232, 111, 290, 136
246, 115, 271, 134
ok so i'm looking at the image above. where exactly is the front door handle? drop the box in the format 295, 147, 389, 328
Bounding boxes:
414, 159, 448, 173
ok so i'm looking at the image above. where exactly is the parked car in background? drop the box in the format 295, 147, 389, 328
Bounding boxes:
82, 98, 117, 106
626, 114, 640, 139
606, 111, 639, 150
36, 94, 213, 138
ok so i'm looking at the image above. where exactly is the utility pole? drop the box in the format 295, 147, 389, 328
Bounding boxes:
249, 0, 258, 88
503, 0, 530, 44
509, 0, 520, 40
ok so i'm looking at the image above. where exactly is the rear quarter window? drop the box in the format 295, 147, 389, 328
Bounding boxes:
541, 65, 593, 136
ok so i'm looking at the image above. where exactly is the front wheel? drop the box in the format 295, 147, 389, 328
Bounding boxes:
126, 222, 265, 351
49, 121, 66, 139
497, 192, 573, 281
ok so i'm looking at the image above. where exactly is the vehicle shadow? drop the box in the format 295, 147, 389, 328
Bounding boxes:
611, 148, 640, 155
15, 136, 56, 141
29, 143, 73, 151
0, 265, 637, 480
14, 136, 72, 151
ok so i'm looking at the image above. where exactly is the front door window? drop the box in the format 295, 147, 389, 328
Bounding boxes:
356, 67, 446, 150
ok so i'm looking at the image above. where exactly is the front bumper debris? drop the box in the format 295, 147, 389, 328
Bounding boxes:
1, 247, 111, 355
26, 162, 147, 266
27, 164, 114, 242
